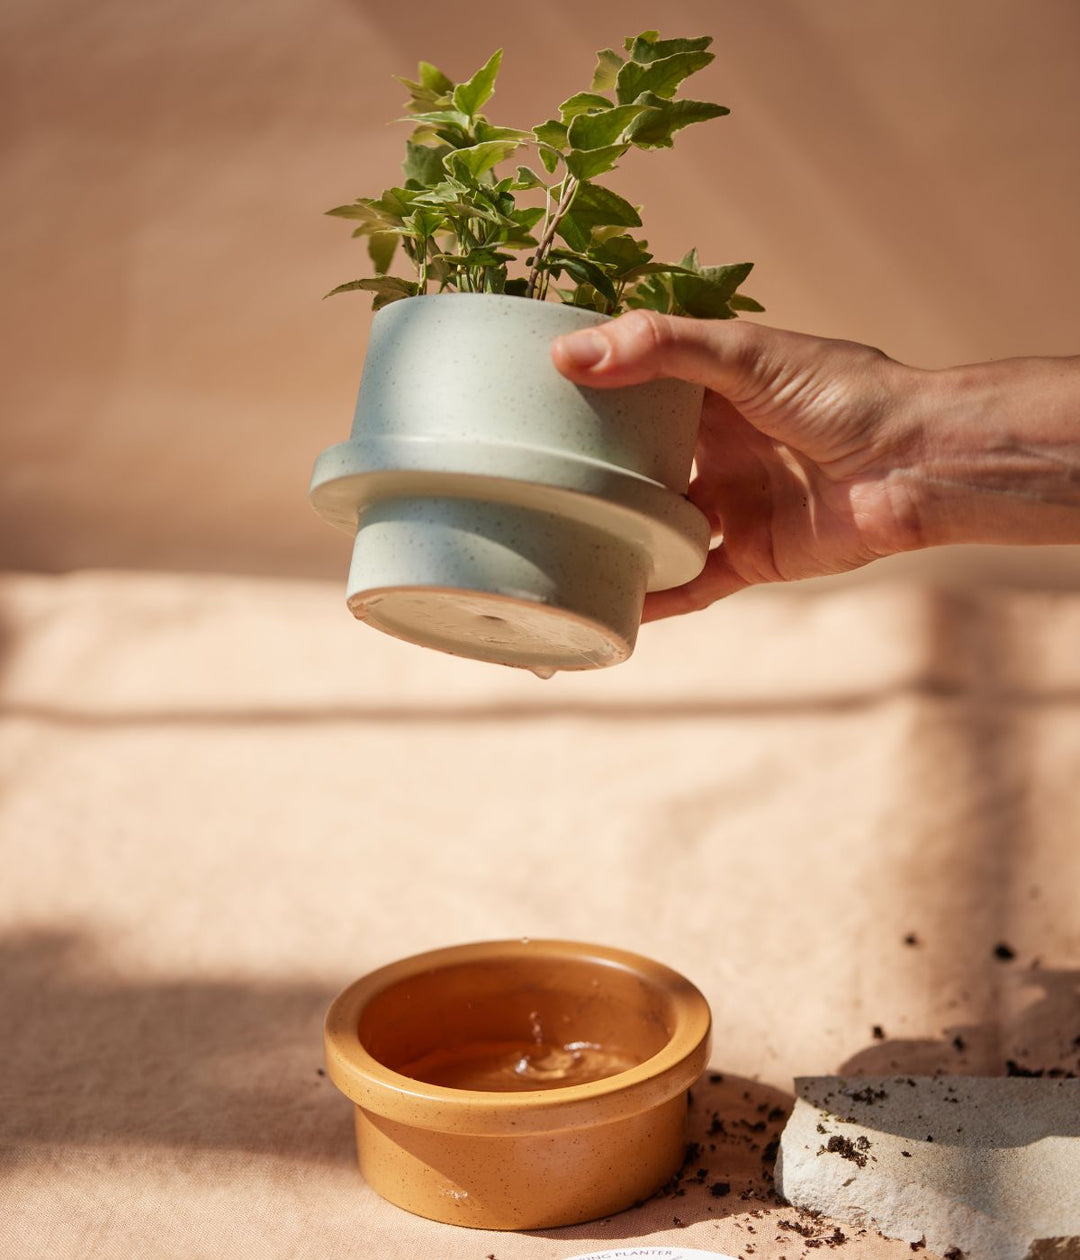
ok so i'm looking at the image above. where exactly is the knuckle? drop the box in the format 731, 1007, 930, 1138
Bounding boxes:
615, 308, 676, 358
726, 320, 766, 376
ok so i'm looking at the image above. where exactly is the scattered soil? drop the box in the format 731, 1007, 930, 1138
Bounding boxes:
817, 1134, 871, 1168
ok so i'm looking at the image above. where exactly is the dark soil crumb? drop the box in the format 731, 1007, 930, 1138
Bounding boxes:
903, 933, 919, 946
872, 1024, 886, 1040
952, 1035, 966, 1052
673, 1216, 686, 1228
778, 1217, 848, 1249
818, 1134, 871, 1168
708, 1114, 728, 1136
709, 1180, 731, 1197
739, 1118, 767, 1133
1006, 1059, 1077, 1078
315, 1067, 326, 1076
901, 1150, 911, 1157
993, 942, 1017, 962
768, 1106, 787, 1123
944, 1249, 964, 1259
709, 1071, 725, 1084
847, 1085, 887, 1104
910, 1239, 926, 1251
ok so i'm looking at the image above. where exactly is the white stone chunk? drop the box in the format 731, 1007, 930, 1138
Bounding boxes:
777, 1076, 1080, 1260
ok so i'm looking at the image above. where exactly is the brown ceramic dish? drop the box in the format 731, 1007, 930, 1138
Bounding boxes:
324, 938, 712, 1229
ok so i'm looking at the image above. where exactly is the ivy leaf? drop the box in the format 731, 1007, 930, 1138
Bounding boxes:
400, 208, 446, 239
367, 231, 398, 274
371, 187, 420, 223
623, 30, 659, 52
400, 61, 453, 95
587, 232, 652, 275
335, 188, 417, 235
625, 92, 730, 148
558, 91, 613, 123
432, 247, 515, 268
511, 205, 546, 230
443, 138, 522, 181
544, 248, 618, 303
615, 50, 715, 105
624, 273, 674, 314
564, 142, 629, 180
323, 276, 420, 307
696, 261, 754, 294
411, 187, 509, 225
452, 49, 502, 117
396, 61, 454, 111
626, 33, 713, 63
403, 141, 452, 187
591, 48, 625, 92
512, 165, 548, 190
567, 104, 650, 150
404, 107, 473, 131
621, 259, 696, 280
730, 292, 766, 313
473, 122, 533, 144
565, 282, 610, 312
533, 119, 569, 150
671, 262, 754, 318
538, 147, 561, 174
325, 200, 384, 226
557, 181, 642, 253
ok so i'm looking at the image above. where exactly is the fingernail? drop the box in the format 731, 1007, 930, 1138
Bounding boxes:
556, 329, 608, 370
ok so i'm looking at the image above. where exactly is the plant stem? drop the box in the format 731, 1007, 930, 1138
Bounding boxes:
526, 173, 578, 300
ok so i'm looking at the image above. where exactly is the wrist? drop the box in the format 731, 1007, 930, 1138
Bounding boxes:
890, 356, 1080, 549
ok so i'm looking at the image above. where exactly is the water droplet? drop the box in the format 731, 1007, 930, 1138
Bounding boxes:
528, 665, 557, 680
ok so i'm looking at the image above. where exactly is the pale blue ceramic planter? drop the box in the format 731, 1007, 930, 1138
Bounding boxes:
309, 294, 709, 671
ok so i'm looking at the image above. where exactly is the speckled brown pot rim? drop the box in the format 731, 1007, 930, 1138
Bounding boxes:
324, 938, 712, 1136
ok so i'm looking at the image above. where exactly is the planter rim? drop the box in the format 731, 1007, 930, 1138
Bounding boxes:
309, 437, 709, 593
324, 938, 712, 1136
362, 290, 615, 321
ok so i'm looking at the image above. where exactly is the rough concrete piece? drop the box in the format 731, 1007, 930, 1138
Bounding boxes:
777, 1077, 1080, 1260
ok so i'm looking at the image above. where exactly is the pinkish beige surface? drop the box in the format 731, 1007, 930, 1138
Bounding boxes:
2, 569, 1077, 1259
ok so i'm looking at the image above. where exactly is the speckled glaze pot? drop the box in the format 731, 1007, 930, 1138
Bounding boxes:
324, 939, 712, 1230
309, 294, 710, 671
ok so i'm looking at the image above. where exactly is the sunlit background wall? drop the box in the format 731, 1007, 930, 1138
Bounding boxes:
2, 0, 1078, 583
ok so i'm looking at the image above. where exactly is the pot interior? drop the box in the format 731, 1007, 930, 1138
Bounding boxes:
357, 953, 677, 1093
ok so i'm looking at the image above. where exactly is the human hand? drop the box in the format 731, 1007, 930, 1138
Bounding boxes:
551, 312, 923, 620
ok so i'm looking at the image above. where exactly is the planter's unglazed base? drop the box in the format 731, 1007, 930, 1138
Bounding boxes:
347, 496, 650, 670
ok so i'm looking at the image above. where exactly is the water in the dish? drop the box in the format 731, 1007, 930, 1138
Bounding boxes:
400, 1039, 639, 1091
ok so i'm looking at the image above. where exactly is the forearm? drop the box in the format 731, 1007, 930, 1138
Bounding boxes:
897, 355, 1080, 548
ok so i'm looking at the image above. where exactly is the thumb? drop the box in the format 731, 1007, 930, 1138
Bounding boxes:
551, 309, 764, 399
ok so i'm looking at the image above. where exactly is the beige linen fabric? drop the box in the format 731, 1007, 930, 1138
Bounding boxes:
1, 570, 1077, 1258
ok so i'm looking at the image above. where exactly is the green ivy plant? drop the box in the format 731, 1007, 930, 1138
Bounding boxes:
326, 31, 763, 320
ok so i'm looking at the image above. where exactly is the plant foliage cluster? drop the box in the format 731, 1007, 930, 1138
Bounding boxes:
326, 31, 763, 319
